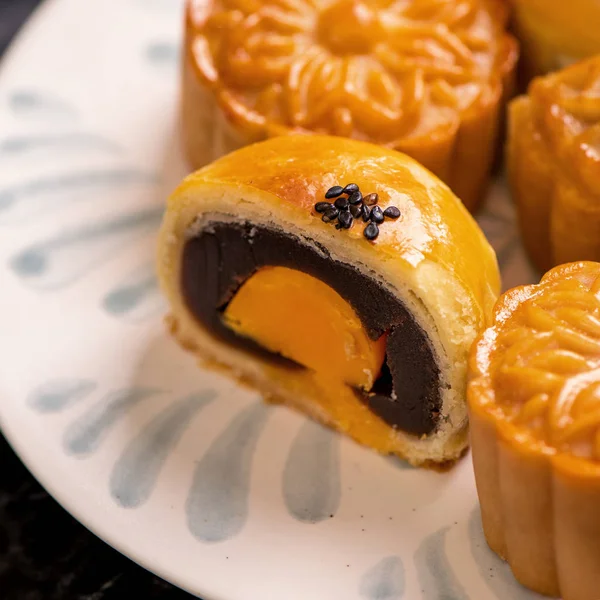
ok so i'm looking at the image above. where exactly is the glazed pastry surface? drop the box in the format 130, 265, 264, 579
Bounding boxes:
469, 261, 600, 600
510, 0, 600, 79
183, 0, 517, 211
508, 56, 600, 272
158, 135, 499, 466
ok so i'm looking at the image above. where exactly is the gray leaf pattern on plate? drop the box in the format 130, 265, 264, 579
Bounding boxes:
414, 527, 469, 600
63, 388, 162, 457
102, 261, 164, 322
28, 379, 97, 413
186, 403, 271, 543
10, 207, 162, 290
359, 556, 405, 600
111, 391, 216, 509
283, 419, 341, 523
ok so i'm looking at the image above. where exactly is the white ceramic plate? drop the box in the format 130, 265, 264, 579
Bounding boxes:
0, 1, 548, 599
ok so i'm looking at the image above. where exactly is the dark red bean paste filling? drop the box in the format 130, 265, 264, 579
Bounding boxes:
180, 221, 441, 435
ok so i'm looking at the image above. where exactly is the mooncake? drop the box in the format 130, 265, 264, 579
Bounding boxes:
157, 135, 499, 466
182, 0, 518, 211
510, 0, 600, 79
469, 261, 600, 599
508, 56, 600, 273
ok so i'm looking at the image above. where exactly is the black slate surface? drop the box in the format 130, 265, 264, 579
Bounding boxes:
0, 2, 196, 598
0, 439, 195, 599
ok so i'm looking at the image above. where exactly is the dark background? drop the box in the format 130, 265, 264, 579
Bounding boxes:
0, 2, 195, 598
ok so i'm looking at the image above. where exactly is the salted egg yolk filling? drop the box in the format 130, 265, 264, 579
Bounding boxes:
223, 266, 386, 389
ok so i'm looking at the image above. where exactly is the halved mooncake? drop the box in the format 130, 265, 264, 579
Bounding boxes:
158, 135, 499, 466
182, 0, 518, 211
508, 56, 600, 272
469, 261, 600, 599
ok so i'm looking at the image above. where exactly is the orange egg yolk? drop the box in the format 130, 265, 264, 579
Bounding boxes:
223, 266, 387, 390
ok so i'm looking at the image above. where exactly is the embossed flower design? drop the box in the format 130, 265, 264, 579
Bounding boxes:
495, 266, 600, 459
189, 0, 512, 142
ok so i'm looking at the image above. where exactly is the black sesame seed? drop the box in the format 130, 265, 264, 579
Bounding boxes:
334, 196, 349, 209
363, 193, 379, 206
315, 201, 333, 213
350, 204, 363, 218
371, 206, 383, 225
342, 183, 359, 194
338, 211, 353, 229
362, 205, 371, 222
348, 191, 363, 205
364, 222, 379, 240
325, 185, 344, 199
370, 205, 384, 224
322, 207, 339, 223
383, 206, 401, 219
335, 223, 343, 230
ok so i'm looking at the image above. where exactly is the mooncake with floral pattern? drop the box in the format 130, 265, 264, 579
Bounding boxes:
508, 56, 600, 272
182, 0, 517, 211
469, 261, 600, 599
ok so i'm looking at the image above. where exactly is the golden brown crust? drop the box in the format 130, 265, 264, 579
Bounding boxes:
182, 0, 517, 210
174, 134, 500, 327
508, 56, 600, 272
469, 261, 600, 599
509, 0, 600, 79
